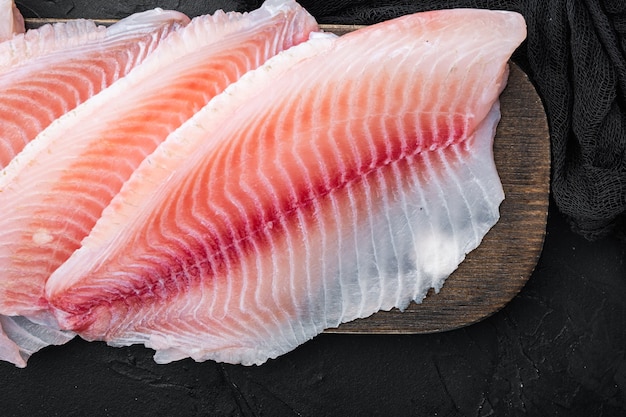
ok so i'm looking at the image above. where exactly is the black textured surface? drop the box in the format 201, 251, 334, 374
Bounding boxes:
2, 1, 626, 415
1, 201, 624, 416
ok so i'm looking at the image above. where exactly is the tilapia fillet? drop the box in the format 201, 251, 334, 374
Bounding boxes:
0, 315, 73, 368
0, 8, 189, 368
0, 0, 316, 319
0, 0, 24, 41
47, 9, 527, 365
0, 8, 189, 168
0, 19, 107, 73
0, 0, 316, 367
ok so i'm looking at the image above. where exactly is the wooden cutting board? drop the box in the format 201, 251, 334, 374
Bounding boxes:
23, 19, 551, 335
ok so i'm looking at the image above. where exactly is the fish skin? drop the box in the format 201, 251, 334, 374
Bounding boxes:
0, 8, 190, 168
48, 9, 526, 365
0, 0, 318, 369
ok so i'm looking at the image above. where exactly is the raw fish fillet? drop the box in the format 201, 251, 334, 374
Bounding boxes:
0, 8, 188, 369
48, 9, 526, 365
0, 0, 317, 367
0, 316, 73, 368
0, 19, 108, 73
0, 8, 189, 168
0, 0, 24, 41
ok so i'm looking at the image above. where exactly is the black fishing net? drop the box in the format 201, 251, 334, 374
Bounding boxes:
297, 0, 626, 241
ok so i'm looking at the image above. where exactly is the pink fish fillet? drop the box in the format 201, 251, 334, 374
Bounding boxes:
0, 8, 189, 168
0, 0, 24, 41
0, 8, 188, 369
47, 9, 526, 365
0, 19, 108, 74
0, 0, 317, 367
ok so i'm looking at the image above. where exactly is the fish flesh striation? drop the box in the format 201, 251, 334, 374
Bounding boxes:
47, 9, 526, 365
0, 19, 108, 73
0, 0, 24, 42
0, 6, 189, 314
0, 6, 189, 369
0, 8, 190, 168
46, 33, 339, 362
0, 7, 189, 369
0, 0, 316, 319
0, 0, 317, 367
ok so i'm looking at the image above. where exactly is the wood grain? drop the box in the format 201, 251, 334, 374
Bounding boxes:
23, 19, 550, 334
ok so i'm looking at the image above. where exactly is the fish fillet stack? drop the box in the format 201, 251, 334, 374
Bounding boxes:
0, 0, 526, 367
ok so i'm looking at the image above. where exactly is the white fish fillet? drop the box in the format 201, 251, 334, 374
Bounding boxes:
47, 9, 526, 366
0, 316, 73, 368
0, 0, 317, 367
0, 19, 107, 73
0, 8, 189, 167
0, 8, 190, 368
0, 0, 24, 42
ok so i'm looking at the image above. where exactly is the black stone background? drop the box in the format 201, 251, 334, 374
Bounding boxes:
1, 1, 625, 416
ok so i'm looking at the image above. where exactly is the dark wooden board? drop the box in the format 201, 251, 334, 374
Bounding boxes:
23, 19, 551, 335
